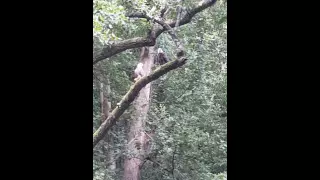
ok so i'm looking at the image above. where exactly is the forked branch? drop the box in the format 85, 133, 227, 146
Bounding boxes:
93, 57, 187, 148
93, 0, 217, 64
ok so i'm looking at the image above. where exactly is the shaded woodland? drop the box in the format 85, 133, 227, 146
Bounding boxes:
93, 0, 227, 179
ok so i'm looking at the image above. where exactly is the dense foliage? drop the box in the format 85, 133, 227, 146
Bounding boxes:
93, 0, 227, 179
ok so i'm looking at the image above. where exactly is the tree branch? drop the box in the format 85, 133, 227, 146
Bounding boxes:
126, 12, 184, 52
93, 57, 187, 148
92, 0, 217, 64
93, 0, 216, 147
172, 146, 176, 178
174, 6, 182, 33
160, 4, 169, 18
126, 12, 152, 20
93, 36, 155, 64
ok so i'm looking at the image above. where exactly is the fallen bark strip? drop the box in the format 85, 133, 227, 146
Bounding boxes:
93, 57, 187, 148
93, 0, 216, 64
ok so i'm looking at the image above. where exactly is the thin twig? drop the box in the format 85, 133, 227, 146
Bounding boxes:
174, 6, 182, 33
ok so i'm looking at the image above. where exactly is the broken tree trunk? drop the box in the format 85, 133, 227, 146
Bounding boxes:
123, 47, 155, 180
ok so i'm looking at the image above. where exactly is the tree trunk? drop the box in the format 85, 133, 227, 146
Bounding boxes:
100, 81, 110, 124
100, 79, 116, 173
123, 47, 155, 180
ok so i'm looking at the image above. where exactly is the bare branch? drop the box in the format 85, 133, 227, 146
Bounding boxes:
154, 18, 184, 54
93, 57, 187, 148
93, 36, 155, 64
127, 11, 184, 57
172, 146, 177, 178
92, 0, 217, 64
93, 0, 217, 147
174, 6, 182, 33
160, 4, 169, 18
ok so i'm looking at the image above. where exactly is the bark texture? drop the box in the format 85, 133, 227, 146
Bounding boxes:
100, 81, 110, 123
100, 79, 116, 172
123, 47, 155, 180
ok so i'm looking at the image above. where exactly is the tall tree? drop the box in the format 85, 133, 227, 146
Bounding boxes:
123, 46, 155, 180
93, 0, 226, 179
93, 0, 217, 148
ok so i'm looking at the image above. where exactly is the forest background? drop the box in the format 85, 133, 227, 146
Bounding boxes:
93, 0, 227, 179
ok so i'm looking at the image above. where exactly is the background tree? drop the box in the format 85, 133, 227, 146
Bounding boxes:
93, 0, 227, 179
